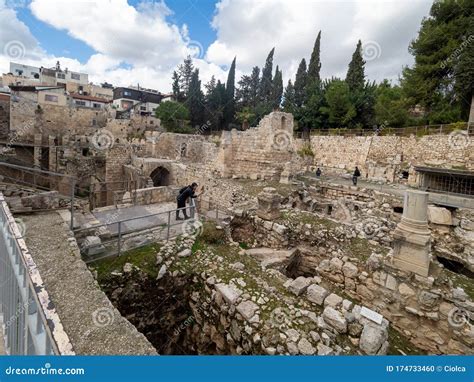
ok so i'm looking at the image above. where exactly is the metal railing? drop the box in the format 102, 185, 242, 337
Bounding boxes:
294, 123, 472, 138
0, 193, 74, 355
76, 200, 198, 262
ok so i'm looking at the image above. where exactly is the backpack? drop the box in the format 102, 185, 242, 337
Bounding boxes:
178, 186, 189, 200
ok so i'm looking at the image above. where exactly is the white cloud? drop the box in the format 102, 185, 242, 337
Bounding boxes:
208, 0, 432, 84
0, 0, 432, 93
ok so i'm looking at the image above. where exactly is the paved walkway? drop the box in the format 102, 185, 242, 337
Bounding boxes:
303, 174, 474, 209
23, 211, 157, 355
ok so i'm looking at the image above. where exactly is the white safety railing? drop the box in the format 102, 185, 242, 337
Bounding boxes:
0, 193, 74, 355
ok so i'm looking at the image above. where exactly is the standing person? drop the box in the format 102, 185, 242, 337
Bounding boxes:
176, 182, 199, 220
352, 166, 361, 186
315, 167, 322, 178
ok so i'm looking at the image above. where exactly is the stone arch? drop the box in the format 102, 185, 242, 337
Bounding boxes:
150, 166, 171, 187
281, 115, 287, 130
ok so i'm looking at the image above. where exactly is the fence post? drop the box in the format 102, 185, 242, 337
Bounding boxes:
117, 221, 122, 256
70, 178, 75, 231
166, 210, 171, 241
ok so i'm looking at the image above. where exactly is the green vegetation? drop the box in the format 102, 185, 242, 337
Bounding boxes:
154, 101, 192, 133
89, 243, 161, 282
168, 1, 472, 133
297, 144, 315, 158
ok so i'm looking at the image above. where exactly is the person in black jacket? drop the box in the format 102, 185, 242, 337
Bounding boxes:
176, 182, 198, 220
315, 168, 322, 178
352, 166, 361, 186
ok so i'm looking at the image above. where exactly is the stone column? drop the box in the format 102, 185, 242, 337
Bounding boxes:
257, 187, 281, 220
392, 190, 431, 277
33, 133, 42, 168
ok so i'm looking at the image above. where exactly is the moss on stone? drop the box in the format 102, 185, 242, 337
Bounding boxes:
90, 243, 161, 282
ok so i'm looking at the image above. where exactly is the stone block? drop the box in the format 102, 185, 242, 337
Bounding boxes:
322, 306, 347, 333
287, 276, 313, 296
307, 284, 329, 306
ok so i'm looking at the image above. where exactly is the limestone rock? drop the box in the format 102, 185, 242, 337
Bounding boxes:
215, 283, 242, 305
324, 293, 343, 308
297, 338, 315, 355
236, 300, 259, 321
307, 284, 329, 306
427, 206, 453, 226
322, 307, 347, 333
287, 276, 313, 296
317, 343, 334, 355
342, 262, 358, 278
359, 325, 388, 355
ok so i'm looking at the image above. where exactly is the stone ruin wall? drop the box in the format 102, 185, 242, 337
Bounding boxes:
304, 134, 473, 182
232, 204, 473, 355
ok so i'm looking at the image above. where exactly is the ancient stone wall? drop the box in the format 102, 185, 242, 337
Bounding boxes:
0, 97, 9, 137
306, 134, 473, 182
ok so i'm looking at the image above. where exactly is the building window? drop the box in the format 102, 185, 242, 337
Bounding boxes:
123, 90, 132, 97
57, 73, 66, 79
93, 103, 102, 109
45, 94, 58, 102
75, 100, 86, 106
71, 73, 81, 80
140, 106, 146, 111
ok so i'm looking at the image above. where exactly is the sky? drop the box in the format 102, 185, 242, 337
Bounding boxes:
0, 0, 433, 93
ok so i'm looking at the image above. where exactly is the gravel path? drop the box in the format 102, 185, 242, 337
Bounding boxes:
22, 211, 157, 355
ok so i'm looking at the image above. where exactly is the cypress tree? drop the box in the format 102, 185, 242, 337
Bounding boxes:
188, 69, 205, 128
282, 79, 296, 114
258, 48, 275, 105
271, 65, 283, 109
307, 30, 322, 86
224, 57, 237, 127
345, 40, 365, 92
294, 58, 307, 107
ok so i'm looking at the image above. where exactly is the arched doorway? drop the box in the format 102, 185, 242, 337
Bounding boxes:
150, 166, 170, 187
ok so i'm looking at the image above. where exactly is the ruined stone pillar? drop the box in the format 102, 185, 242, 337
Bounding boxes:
392, 190, 431, 277
279, 162, 292, 184
33, 133, 42, 168
257, 187, 281, 220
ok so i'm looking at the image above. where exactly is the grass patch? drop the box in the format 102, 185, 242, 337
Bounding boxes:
90, 242, 161, 282
442, 269, 474, 300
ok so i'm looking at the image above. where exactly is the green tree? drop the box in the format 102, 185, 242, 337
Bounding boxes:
224, 57, 237, 127
293, 58, 307, 107
188, 69, 205, 128
307, 30, 322, 86
346, 40, 365, 92
258, 48, 275, 109
374, 80, 409, 128
271, 65, 283, 109
177, 55, 194, 98
282, 79, 296, 114
171, 70, 182, 101
401, 0, 473, 121
320, 79, 355, 128
155, 101, 190, 132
